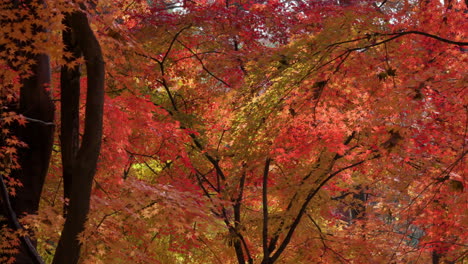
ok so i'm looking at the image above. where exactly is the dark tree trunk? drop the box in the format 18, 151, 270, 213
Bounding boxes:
432, 250, 441, 264
52, 9, 105, 264
0, 1, 103, 264
10, 52, 55, 264
60, 15, 82, 217
0, 1, 54, 263
14, 56, 55, 219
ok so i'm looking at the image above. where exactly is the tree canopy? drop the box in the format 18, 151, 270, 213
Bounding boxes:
0, 0, 466, 263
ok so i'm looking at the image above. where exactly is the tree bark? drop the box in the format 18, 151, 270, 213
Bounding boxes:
52, 9, 104, 264
432, 250, 441, 264
11, 52, 54, 264
60, 14, 82, 217
0, 1, 55, 263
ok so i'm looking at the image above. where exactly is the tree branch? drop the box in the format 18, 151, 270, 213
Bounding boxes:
269, 154, 380, 263
378, 31, 468, 46
262, 158, 272, 261
176, 39, 231, 88
0, 174, 45, 264
161, 25, 192, 66
233, 171, 246, 226
22, 116, 55, 126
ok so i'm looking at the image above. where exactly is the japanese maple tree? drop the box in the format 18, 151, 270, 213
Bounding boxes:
1, 0, 466, 264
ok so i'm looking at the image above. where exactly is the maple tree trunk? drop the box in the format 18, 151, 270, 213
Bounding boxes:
52, 9, 104, 264
60, 14, 81, 217
14, 53, 55, 220
2, 53, 55, 264
0, 1, 54, 263
12, 53, 54, 264
432, 251, 441, 264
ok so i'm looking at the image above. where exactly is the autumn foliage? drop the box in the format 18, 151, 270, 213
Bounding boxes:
0, 0, 467, 263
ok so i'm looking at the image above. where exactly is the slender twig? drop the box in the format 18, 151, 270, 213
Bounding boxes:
21, 116, 55, 126
0, 174, 45, 264
176, 39, 231, 87
377, 31, 468, 46
197, 237, 224, 264
161, 25, 192, 66
378, 0, 388, 8
195, 168, 219, 193
306, 213, 351, 263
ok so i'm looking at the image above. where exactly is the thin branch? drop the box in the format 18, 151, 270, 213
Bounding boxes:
161, 25, 192, 66
189, 134, 227, 182
143, 160, 160, 176
262, 158, 272, 261
0, 174, 45, 264
195, 173, 214, 198
300, 29, 466, 86
326, 36, 369, 48
269, 155, 380, 263
399, 150, 467, 214
173, 51, 223, 63
216, 129, 226, 151
238, 232, 254, 264
307, 213, 351, 263
378, 0, 388, 8
161, 78, 179, 111
195, 168, 219, 193
268, 134, 355, 252
176, 39, 231, 88
197, 237, 224, 264
378, 31, 468, 46
22, 116, 55, 126
125, 149, 156, 159
150, 26, 191, 112
233, 171, 246, 227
